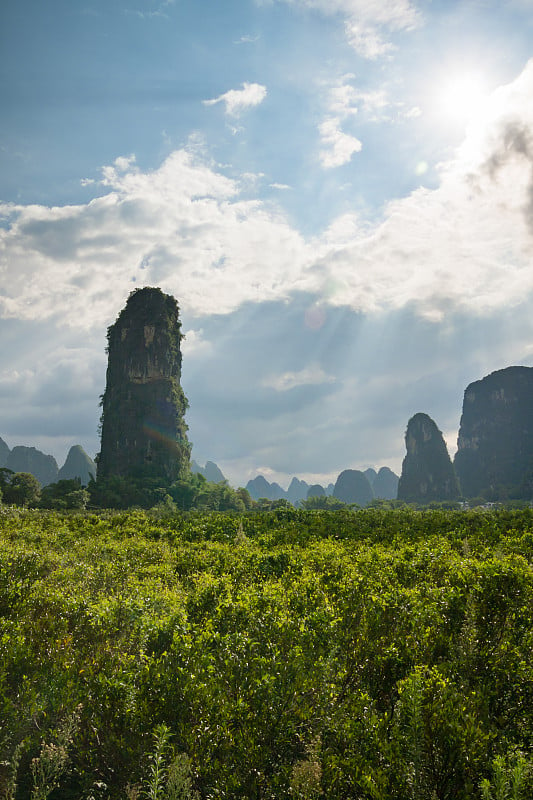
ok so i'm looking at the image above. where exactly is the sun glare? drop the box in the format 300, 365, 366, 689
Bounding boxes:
434, 69, 490, 129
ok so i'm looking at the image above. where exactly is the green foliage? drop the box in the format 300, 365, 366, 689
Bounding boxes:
144, 725, 172, 800
1, 740, 24, 800
0, 507, 531, 798
88, 474, 169, 509
3, 472, 41, 506
40, 479, 89, 510
169, 474, 248, 512
290, 737, 322, 799
0, 467, 14, 494
480, 753, 531, 800
89, 470, 252, 513
300, 495, 347, 510
139, 725, 198, 800
30, 709, 80, 800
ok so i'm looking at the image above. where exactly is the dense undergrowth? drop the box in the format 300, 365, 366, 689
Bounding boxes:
0, 506, 532, 799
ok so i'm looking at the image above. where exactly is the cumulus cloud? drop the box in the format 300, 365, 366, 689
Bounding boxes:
2, 61, 533, 330
319, 118, 362, 167
276, 0, 421, 58
323, 74, 419, 128
0, 148, 308, 328
312, 59, 533, 315
318, 75, 363, 168
203, 82, 267, 117
344, 21, 394, 59
326, 76, 360, 117
317, 73, 418, 169
181, 328, 214, 357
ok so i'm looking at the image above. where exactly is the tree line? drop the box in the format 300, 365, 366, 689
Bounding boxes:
0, 466, 385, 513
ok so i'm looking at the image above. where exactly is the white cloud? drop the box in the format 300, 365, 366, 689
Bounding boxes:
112, 154, 137, 172
323, 74, 419, 126
312, 60, 533, 311
276, 0, 421, 58
203, 82, 267, 117
349, 87, 389, 117
263, 365, 336, 392
0, 148, 308, 328
2, 61, 533, 329
241, 171, 266, 188
319, 118, 362, 167
317, 75, 398, 168
318, 76, 362, 168
278, 0, 419, 25
181, 329, 213, 357
344, 21, 394, 59
326, 76, 359, 117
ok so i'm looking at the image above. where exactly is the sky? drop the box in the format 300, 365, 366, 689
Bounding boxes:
1, 0, 533, 489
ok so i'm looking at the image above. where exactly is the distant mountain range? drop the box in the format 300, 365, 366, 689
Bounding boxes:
244, 466, 399, 507
197, 366, 533, 506
192, 459, 399, 506
0, 438, 96, 487
1, 443, 398, 504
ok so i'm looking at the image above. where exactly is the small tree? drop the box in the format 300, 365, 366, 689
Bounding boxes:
0, 467, 14, 497
40, 479, 89, 510
235, 487, 254, 509
4, 472, 41, 507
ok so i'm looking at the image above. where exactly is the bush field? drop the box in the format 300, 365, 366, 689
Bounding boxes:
0, 506, 532, 799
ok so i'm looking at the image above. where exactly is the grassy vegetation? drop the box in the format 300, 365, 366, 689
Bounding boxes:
0, 506, 532, 799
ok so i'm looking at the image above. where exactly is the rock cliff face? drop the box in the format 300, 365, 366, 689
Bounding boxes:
191, 460, 226, 483
333, 469, 374, 506
454, 366, 533, 498
373, 467, 399, 500
397, 413, 459, 503
97, 287, 190, 482
58, 445, 96, 485
286, 477, 309, 505
364, 468, 378, 485
6, 446, 59, 487
245, 469, 397, 506
0, 437, 10, 467
246, 475, 286, 502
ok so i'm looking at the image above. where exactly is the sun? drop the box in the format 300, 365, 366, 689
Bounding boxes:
424, 64, 494, 134
439, 72, 489, 124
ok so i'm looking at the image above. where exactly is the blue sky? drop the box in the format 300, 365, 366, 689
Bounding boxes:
1, 0, 533, 488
